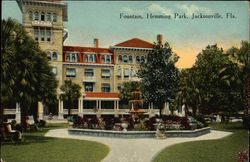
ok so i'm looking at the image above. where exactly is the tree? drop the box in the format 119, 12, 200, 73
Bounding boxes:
138, 41, 180, 117
175, 68, 202, 117
227, 41, 250, 127
1, 18, 57, 128
60, 80, 81, 116
192, 44, 243, 114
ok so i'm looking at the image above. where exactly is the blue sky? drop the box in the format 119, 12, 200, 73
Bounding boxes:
2, 1, 249, 68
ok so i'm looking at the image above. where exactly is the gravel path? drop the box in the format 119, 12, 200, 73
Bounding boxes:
45, 129, 232, 162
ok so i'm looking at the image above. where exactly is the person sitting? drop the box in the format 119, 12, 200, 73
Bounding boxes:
25, 116, 38, 131
2, 118, 22, 141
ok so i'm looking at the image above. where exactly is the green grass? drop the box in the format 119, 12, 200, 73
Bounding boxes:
1, 123, 109, 162
153, 122, 248, 162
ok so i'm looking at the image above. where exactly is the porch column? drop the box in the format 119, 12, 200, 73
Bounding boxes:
114, 100, 116, 110
58, 99, 64, 119
15, 103, 21, 121
78, 98, 82, 113
98, 100, 102, 109
131, 103, 134, 110
116, 100, 119, 110
38, 102, 44, 120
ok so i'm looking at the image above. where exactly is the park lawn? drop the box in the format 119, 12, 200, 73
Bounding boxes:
1, 123, 109, 162
153, 122, 248, 162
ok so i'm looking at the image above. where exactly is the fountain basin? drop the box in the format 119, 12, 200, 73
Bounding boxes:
68, 127, 211, 138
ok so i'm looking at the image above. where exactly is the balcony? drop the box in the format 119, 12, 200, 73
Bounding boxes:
32, 20, 52, 27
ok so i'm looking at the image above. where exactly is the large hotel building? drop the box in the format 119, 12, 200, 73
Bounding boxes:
6, 0, 165, 120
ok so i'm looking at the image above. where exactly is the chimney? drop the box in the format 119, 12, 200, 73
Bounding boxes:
157, 34, 163, 46
94, 38, 99, 48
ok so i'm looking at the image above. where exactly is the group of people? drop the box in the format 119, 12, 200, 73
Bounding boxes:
1, 118, 22, 141
1, 116, 43, 142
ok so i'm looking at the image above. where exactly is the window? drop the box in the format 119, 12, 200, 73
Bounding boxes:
47, 51, 51, 60
117, 83, 122, 91
34, 11, 39, 21
52, 66, 57, 75
66, 52, 79, 62
136, 56, 140, 63
85, 69, 94, 77
118, 55, 122, 63
141, 56, 145, 63
117, 69, 122, 78
52, 52, 58, 61
34, 29, 39, 41
41, 12, 45, 21
102, 83, 110, 92
123, 55, 128, 63
28, 11, 33, 21
101, 69, 111, 78
46, 30, 52, 41
47, 13, 51, 21
66, 68, 76, 77
129, 55, 133, 63
85, 82, 94, 92
124, 69, 130, 78
102, 54, 112, 64
53, 13, 57, 22
41, 29, 45, 41
85, 53, 96, 63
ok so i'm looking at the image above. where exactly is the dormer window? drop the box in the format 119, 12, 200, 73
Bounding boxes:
66, 52, 79, 62
34, 11, 39, 21
102, 54, 112, 64
85, 53, 96, 63
41, 12, 45, 21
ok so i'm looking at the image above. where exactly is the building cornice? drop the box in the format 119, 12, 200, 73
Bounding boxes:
63, 62, 115, 68
110, 46, 153, 52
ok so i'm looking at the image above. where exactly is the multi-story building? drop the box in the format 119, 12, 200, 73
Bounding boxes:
8, 0, 162, 120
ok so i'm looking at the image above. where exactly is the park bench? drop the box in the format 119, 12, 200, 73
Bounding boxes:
0, 126, 15, 142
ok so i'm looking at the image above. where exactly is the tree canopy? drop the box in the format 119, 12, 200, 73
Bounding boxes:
138, 42, 180, 117
60, 80, 81, 116
1, 18, 57, 125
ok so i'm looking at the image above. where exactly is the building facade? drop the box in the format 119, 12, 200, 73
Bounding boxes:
11, 0, 162, 119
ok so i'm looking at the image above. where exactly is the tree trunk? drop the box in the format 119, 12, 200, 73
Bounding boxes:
33, 102, 39, 123
0, 105, 4, 123
21, 103, 29, 131
68, 100, 71, 116
184, 104, 188, 117
158, 101, 162, 118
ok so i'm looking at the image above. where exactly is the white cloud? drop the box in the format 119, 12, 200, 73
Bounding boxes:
121, 7, 143, 14
177, 4, 211, 16
148, 4, 172, 15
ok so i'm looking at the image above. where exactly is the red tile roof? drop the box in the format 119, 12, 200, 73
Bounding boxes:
85, 92, 119, 98
64, 46, 113, 54
115, 38, 155, 48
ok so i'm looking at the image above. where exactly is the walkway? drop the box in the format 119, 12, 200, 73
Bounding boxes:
45, 129, 232, 162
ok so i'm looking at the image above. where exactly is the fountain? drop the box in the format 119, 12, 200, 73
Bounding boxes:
128, 91, 147, 117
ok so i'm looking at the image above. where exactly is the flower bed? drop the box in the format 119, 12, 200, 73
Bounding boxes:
71, 115, 207, 131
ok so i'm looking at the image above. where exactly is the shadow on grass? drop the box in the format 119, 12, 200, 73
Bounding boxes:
1, 135, 57, 146
1, 123, 69, 146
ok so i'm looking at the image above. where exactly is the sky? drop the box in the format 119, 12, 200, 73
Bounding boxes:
2, 1, 249, 68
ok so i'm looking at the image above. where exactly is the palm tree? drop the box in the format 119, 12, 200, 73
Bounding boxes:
60, 80, 81, 116
1, 18, 57, 129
